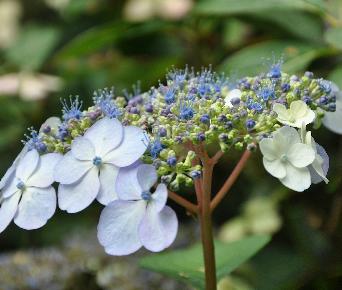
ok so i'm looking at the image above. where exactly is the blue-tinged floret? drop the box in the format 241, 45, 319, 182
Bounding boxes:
61, 96, 83, 121
93, 88, 122, 119
23, 128, 47, 153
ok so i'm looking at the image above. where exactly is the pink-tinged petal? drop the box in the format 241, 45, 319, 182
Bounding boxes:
58, 167, 100, 213
14, 186, 56, 230
0, 146, 28, 190
97, 164, 119, 205
105, 126, 146, 167
151, 184, 167, 212
0, 191, 21, 233
27, 153, 63, 188
139, 205, 178, 252
280, 163, 311, 192
71, 137, 95, 161
16, 149, 40, 182
97, 200, 146, 256
116, 163, 142, 200
54, 152, 93, 184
137, 164, 158, 192
84, 117, 123, 156
286, 143, 315, 168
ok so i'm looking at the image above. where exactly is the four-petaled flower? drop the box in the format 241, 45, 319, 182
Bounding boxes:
273, 100, 315, 128
0, 149, 62, 232
259, 126, 316, 192
54, 117, 146, 213
97, 163, 178, 255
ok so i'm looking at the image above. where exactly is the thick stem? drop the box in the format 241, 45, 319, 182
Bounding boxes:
210, 150, 251, 212
198, 160, 217, 290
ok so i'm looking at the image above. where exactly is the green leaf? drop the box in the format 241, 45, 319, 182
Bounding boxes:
56, 21, 169, 59
194, 0, 325, 16
5, 25, 61, 70
252, 10, 323, 42
219, 40, 327, 77
139, 235, 271, 289
324, 27, 342, 50
328, 66, 342, 87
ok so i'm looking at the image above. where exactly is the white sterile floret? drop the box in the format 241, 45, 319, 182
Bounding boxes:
273, 100, 315, 128
323, 83, 342, 135
259, 126, 316, 192
97, 163, 178, 256
54, 117, 146, 213
0, 149, 62, 233
224, 89, 241, 108
299, 124, 329, 184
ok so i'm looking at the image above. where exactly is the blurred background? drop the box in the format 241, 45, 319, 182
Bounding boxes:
0, 0, 341, 289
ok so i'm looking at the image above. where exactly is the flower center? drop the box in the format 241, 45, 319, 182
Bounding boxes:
16, 180, 26, 191
93, 156, 102, 167
280, 154, 288, 162
141, 191, 152, 201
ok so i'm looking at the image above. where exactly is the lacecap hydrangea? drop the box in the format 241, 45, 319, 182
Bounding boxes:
0, 65, 340, 255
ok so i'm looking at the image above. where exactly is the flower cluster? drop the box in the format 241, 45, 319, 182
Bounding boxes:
0, 65, 341, 255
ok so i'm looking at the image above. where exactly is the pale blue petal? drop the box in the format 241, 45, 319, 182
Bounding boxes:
116, 163, 142, 201
27, 153, 63, 188
1, 174, 20, 199
54, 152, 92, 184
139, 205, 178, 252
151, 184, 168, 212
58, 167, 100, 213
0, 192, 21, 233
137, 164, 158, 192
97, 164, 119, 205
16, 149, 40, 183
97, 200, 146, 256
105, 126, 146, 167
14, 186, 56, 230
71, 137, 95, 161
84, 117, 123, 156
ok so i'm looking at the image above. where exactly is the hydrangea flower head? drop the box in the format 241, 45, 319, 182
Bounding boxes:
97, 163, 178, 255
54, 117, 146, 212
0, 149, 62, 232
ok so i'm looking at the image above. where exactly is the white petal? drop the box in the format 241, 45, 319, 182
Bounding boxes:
280, 163, 311, 192
290, 100, 308, 118
97, 164, 119, 205
54, 152, 93, 184
259, 138, 278, 160
137, 164, 158, 192
105, 126, 146, 167
84, 117, 124, 156
151, 184, 168, 212
58, 167, 100, 213
115, 163, 142, 200
273, 103, 288, 120
310, 143, 329, 184
293, 110, 315, 127
0, 146, 28, 190
263, 158, 286, 179
286, 143, 315, 168
97, 200, 146, 256
27, 153, 63, 188
0, 192, 21, 233
139, 205, 178, 252
273, 126, 301, 153
71, 137, 95, 160
14, 186, 56, 230
1, 174, 20, 199
323, 89, 342, 134
16, 149, 40, 182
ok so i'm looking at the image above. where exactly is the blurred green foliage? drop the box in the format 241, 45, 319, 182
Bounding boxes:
0, 0, 341, 289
